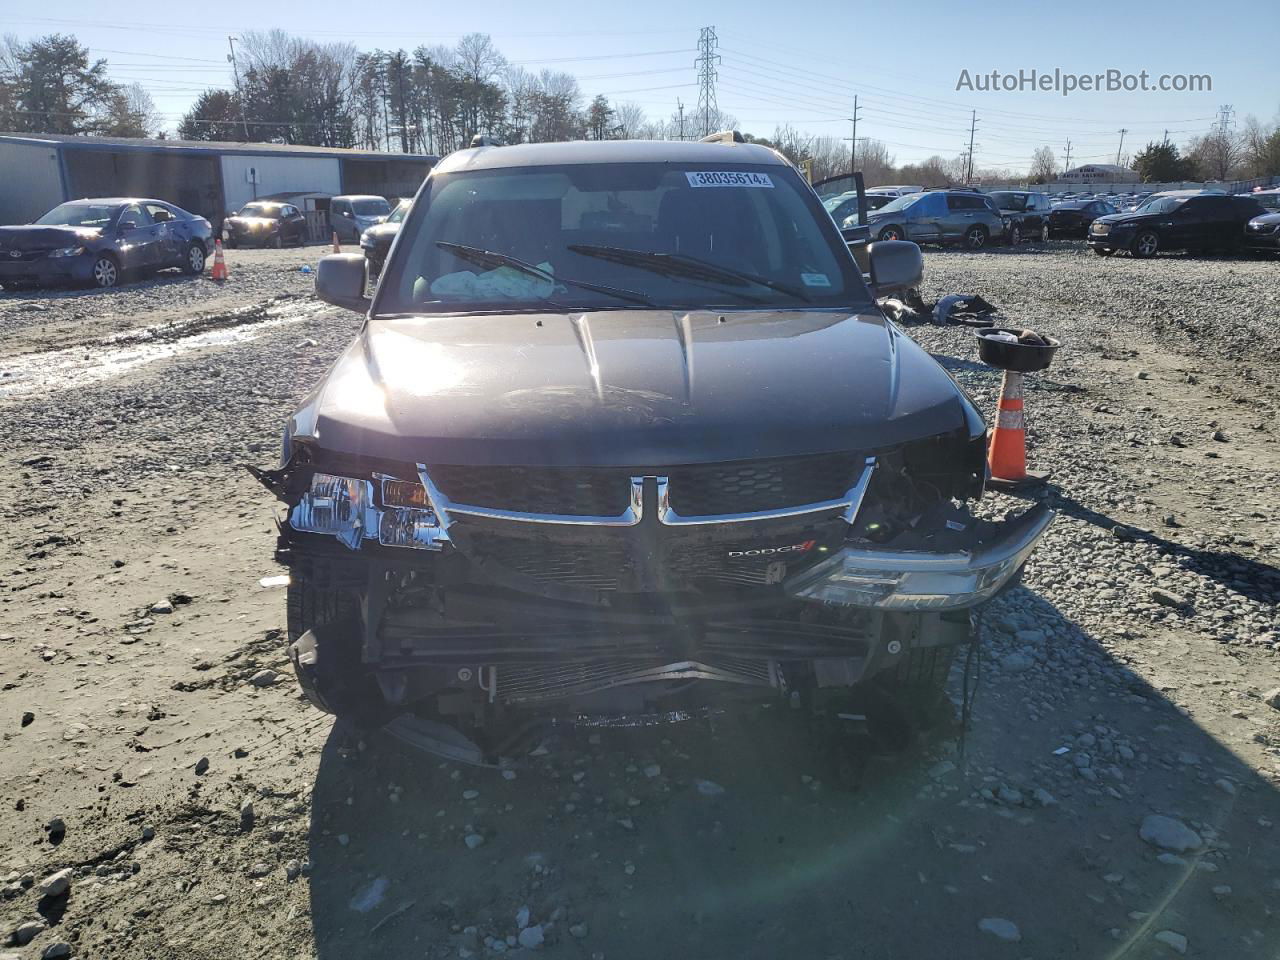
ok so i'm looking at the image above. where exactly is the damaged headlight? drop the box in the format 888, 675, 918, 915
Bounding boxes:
289, 473, 376, 549
788, 504, 1054, 610
375, 477, 446, 549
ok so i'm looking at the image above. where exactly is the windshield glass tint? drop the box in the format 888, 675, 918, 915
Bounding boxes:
988, 192, 1026, 211
240, 203, 280, 218
1136, 196, 1187, 215
378, 163, 869, 313
353, 199, 391, 217
36, 203, 117, 227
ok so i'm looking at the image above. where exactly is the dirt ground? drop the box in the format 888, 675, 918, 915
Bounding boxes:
1, 243, 1278, 960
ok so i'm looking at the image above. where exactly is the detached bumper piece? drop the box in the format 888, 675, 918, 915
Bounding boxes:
786, 503, 1054, 610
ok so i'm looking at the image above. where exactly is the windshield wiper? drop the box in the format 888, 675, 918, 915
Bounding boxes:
567, 243, 811, 303
435, 241, 655, 306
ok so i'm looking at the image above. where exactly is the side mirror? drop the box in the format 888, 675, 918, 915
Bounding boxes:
867, 240, 923, 297
315, 254, 371, 313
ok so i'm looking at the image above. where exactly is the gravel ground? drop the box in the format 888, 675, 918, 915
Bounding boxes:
0, 241, 1278, 960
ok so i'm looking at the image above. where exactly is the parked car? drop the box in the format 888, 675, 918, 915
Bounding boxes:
1046, 199, 1117, 238
1088, 193, 1267, 257
251, 137, 1052, 760
359, 198, 410, 279
823, 190, 893, 227
222, 201, 308, 248
1244, 210, 1280, 254
987, 191, 1055, 243
0, 198, 212, 290
869, 185, 924, 197
866, 189, 1005, 249
330, 195, 392, 244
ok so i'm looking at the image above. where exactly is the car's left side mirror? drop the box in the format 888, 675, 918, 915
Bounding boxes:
867, 240, 923, 297
315, 254, 371, 313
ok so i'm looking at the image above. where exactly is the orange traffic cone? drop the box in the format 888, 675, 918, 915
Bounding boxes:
987, 370, 1049, 489
210, 239, 228, 281
331, 231, 341, 253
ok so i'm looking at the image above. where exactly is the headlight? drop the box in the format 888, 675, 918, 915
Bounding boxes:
360, 235, 374, 249
1091, 224, 1111, 235
49, 246, 85, 258
787, 504, 1054, 610
287, 472, 448, 551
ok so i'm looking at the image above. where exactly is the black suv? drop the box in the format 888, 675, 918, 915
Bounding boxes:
987, 191, 1054, 243
254, 138, 1052, 763
1089, 193, 1266, 257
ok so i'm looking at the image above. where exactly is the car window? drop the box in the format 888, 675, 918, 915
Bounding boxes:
873, 193, 922, 215
353, 198, 391, 217
145, 203, 176, 222
379, 162, 870, 314
332, 201, 350, 216
120, 204, 152, 227
282, 205, 298, 218
947, 194, 984, 211
988, 192, 1026, 212
35, 203, 118, 228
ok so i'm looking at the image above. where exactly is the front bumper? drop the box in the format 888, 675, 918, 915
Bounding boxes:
1244, 230, 1280, 250
0, 252, 94, 285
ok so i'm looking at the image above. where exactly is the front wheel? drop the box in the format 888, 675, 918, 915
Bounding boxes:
1009, 224, 1022, 245
271, 233, 283, 250
91, 254, 120, 288
964, 225, 988, 249
877, 225, 905, 242
183, 242, 205, 275
1131, 230, 1160, 258
1040, 223, 1051, 242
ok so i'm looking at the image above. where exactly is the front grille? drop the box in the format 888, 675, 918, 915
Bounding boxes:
2, 250, 49, 262
430, 464, 630, 516
430, 451, 862, 519
464, 531, 629, 591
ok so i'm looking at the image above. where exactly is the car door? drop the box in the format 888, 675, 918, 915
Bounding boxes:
943, 194, 983, 241
1166, 197, 1209, 250
116, 203, 160, 269
903, 193, 943, 242
145, 203, 185, 265
331, 199, 354, 241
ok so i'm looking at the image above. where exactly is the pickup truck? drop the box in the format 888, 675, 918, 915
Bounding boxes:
252, 136, 1053, 765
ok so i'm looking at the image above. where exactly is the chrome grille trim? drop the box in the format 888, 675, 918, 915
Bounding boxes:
417, 464, 643, 526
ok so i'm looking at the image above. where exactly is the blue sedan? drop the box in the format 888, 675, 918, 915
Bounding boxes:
0, 198, 214, 290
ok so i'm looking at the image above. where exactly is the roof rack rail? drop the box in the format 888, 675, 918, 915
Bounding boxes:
469, 134, 503, 148
699, 130, 745, 144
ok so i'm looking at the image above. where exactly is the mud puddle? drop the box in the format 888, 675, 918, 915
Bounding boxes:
0, 298, 327, 398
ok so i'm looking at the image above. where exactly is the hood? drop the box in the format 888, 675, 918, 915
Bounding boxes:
1248, 212, 1280, 226
303, 308, 977, 466
362, 222, 401, 242
355, 214, 387, 225
0, 225, 102, 249
226, 216, 277, 229
1092, 211, 1156, 227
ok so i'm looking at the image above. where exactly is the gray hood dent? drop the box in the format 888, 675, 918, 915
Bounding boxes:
303, 309, 976, 466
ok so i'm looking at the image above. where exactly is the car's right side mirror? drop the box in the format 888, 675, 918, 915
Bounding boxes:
867, 240, 923, 298
315, 253, 372, 313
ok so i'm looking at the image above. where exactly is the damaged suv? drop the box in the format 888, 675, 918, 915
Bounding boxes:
253, 138, 1053, 763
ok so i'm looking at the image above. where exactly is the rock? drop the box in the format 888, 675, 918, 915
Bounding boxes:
38, 868, 73, 898
151, 599, 174, 614
21, 712, 34, 728
1150, 588, 1187, 609
239, 798, 255, 829
1140, 815, 1202, 853
996, 785, 1024, 806
464, 832, 485, 849
977, 917, 1021, 942
1154, 930, 1188, 954
141, 825, 156, 841
462, 789, 479, 800
928, 760, 956, 780
643, 764, 661, 778
12, 920, 46, 945
517, 925, 544, 949
1214, 778, 1237, 796
1032, 788, 1058, 807
194, 756, 209, 775
1263, 688, 1280, 710
45, 817, 65, 840
247, 862, 271, 878
250, 669, 279, 687
41, 944, 71, 960
694, 779, 725, 796
1001, 651, 1034, 673
569, 923, 589, 939
516, 905, 531, 929
285, 860, 301, 881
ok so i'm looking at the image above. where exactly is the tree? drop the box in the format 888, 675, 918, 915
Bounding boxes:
99, 83, 160, 137
586, 95, 615, 140
1187, 130, 1243, 181
1240, 116, 1280, 178
1131, 141, 1196, 182
614, 101, 646, 139
1, 34, 113, 134
179, 89, 243, 141
1029, 145, 1057, 183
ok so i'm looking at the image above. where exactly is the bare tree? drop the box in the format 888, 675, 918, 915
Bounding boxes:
1187, 129, 1244, 180
855, 138, 894, 185
614, 101, 646, 139
1029, 145, 1057, 182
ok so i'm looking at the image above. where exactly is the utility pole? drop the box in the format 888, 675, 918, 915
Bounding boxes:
1116, 128, 1128, 166
965, 110, 978, 183
226, 36, 250, 141
1162, 129, 1169, 145
694, 27, 720, 137
1062, 139, 1072, 172
848, 94, 860, 174
676, 99, 685, 141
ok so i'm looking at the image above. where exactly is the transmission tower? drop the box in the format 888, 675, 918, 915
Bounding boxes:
1215, 104, 1235, 136
695, 27, 720, 137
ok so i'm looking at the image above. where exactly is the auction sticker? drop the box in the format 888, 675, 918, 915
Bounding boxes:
685, 171, 774, 188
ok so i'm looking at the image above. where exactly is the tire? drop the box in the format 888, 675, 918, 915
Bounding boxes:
1131, 230, 1160, 258
1009, 224, 1022, 245
964, 225, 988, 249
225, 237, 238, 249
90, 254, 120, 288
286, 566, 380, 721
1093, 247, 1115, 257
877, 225, 905, 242
1040, 223, 1050, 242
271, 233, 283, 250
182, 242, 205, 275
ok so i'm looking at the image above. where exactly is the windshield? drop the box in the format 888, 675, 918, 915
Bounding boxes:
388, 200, 410, 224
1134, 196, 1188, 215
35, 203, 117, 228
872, 192, 922, 215
378, 162, 869, 314
822, 193, 855, 213
988, 192, 1026, 212
353, 198, 391, 217
239, 203, 281, 219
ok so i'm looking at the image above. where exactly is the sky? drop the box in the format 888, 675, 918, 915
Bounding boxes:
8, 0, 1278, 173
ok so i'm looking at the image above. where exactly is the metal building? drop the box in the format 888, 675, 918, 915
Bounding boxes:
0, 133, 437, 228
